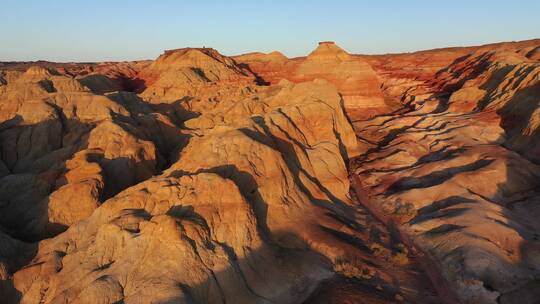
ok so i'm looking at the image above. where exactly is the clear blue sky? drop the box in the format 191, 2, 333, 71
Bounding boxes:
1, 0, 539, 62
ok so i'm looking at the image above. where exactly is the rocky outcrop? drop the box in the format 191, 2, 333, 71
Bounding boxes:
3, 52, 439, 302
2, 39, 540, 303
235, 42, 391, 120
0, 67, 173, 241
295, 42, 389, 120
138, 48, 257, 103
351, 40, 540, 303
10, 80, 365, 303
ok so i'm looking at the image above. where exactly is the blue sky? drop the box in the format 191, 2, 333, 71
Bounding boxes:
1, 0, 539, 62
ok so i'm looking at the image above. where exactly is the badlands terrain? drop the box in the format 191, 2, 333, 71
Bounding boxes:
0, 39, 539, 303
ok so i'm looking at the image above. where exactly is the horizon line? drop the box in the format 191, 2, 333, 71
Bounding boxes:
1, 37, 539, 64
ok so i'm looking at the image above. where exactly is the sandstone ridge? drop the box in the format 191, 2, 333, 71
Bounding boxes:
1, 38, 540, 304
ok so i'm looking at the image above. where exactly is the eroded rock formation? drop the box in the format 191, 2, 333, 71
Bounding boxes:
1, 39, 539, 303
351, 39, 540, 303
235, 41, 390, 120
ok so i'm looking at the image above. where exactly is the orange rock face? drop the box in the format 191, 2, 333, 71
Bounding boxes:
351, 39, 540, 303
235, 42, 390, 121
1, 38, 540, 304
